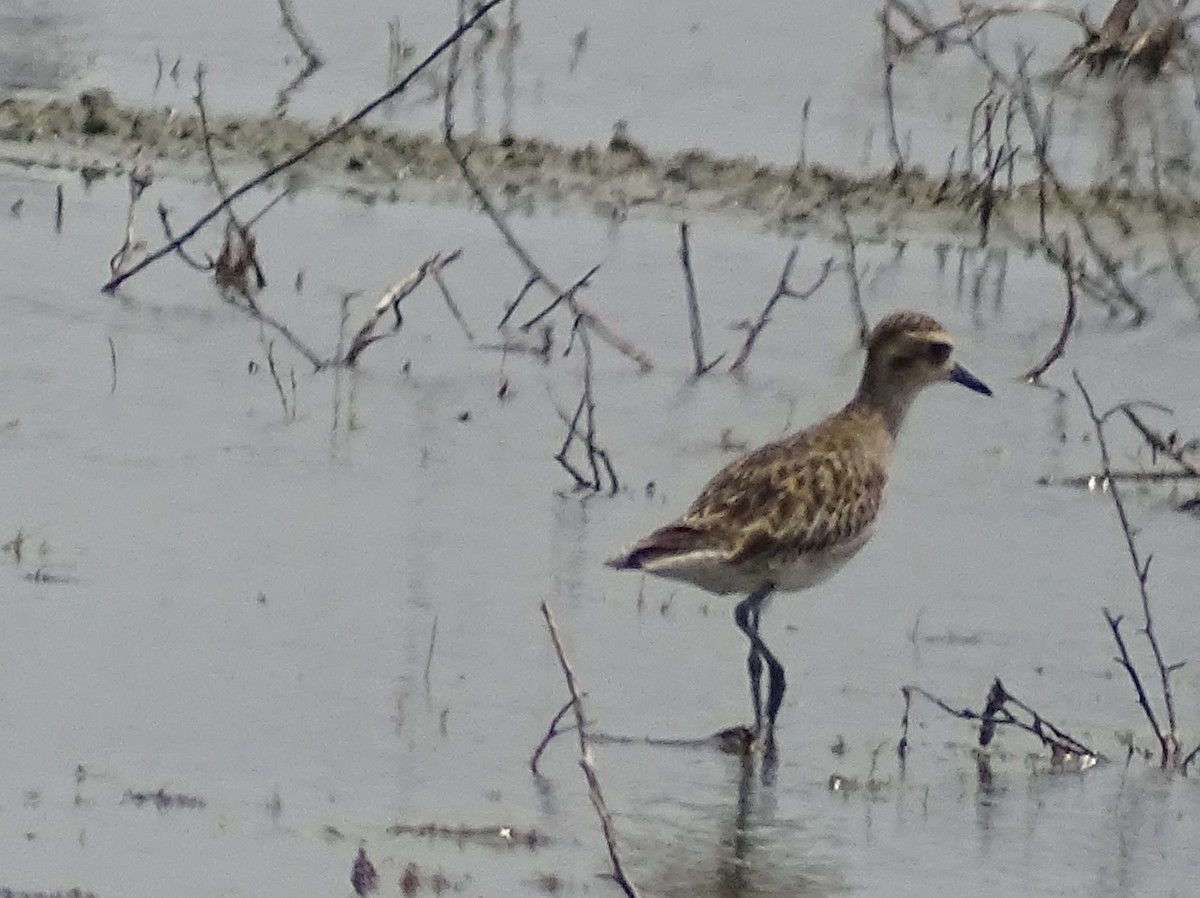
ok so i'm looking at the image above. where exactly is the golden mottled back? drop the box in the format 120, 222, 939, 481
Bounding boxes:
684, 405, 889, 559
615, 401, 891, 587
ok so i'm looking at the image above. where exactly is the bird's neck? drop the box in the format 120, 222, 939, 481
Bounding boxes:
846, 385, 914, 440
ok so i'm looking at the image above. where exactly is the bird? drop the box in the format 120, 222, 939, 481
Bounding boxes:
607, 311, 992, 752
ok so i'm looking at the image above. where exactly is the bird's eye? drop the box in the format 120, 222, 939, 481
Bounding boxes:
927, 341, 952, 365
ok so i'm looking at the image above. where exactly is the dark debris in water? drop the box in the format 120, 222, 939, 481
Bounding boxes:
0, 891, 98, 898
530, 872, 565, 895
121, 788, 207, 811
394, 861, 464, 896
22, 567, 77, 585
386, 822, 548, 850
351, 847, 378, 896
399, 863, 418, 897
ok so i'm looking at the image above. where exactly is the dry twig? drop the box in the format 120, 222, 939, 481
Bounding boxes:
836, 201, 870, 346
259, 337, 297, 421
1021, 239, 1078, 387
963, 42, 1150, 324
1039, 469, 1198, 488
1074, 372, 1183, 768
441, 0, 651, 373
729, 251, 833, 373
277, 0, 325, 73
442, 0, 621, 494
342, 252, 461, 367
430, 262, 474, 343
677, 222, 724, 376
554, 316, 619, 495
880, 6, 906, 174
1122, 407, 1200, 478
194, 67, 269, 297
540, 601, 641, 898
900, 679, 1098, 763
156, 203, 213, 272
881, 0, 1086, 58
423, 616, 439, 694
498, 275, 541, 329
530, 697, 577, 775
108, 168, 152, 277
101, 0, 505, 293
519, 265, 601, 331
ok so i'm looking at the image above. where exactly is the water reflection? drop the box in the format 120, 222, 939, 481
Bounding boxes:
712, 757, 755, 898
634, 753, 843, 898
0, 5, 70, 90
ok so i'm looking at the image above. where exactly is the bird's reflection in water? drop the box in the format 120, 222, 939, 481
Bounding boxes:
713, 756, 758, 897
631, 750, 842, 898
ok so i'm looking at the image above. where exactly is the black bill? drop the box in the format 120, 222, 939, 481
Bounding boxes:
948, 362, 992, 396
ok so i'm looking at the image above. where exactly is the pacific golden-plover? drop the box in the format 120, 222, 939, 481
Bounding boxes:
608, 311, 992, 751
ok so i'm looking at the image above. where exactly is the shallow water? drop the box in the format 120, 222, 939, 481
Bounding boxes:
29, 0, 1200, 189
1, 2, 1199, 898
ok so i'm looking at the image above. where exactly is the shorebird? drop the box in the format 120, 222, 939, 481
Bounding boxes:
608, 311, 991, 751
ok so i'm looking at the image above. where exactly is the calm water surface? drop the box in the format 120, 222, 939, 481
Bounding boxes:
0, 2, 1198, 897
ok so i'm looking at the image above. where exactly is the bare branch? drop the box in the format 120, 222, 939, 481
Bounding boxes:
553, 315, 619, 495
1021, 239, 1078, 386
519, 264, 601, 331
429, 254, 474, 343
101, 0, 506, 293
1182, 741, 1200, 774
259, 337, 296, 422
108, 170, 151, 278
529, 697, 577, 776
836, 201, 870, 346
677, 222, 723, 376
441, 1, 652, 373
1102, 608, 1167, 761
901, 679, 1099, 762
255, 301, 326, 371
540, 601, 642, 898
423, 616, 438, 694
1074, 372, 1181, 767
1122, 408, 1200, 478
156, 203, 213, 271
194, 66, 268, 294
498, 275, 541, 329
880, 6, 906, 174
342, 252, 459, 367
1038, 469, 1199, 489
729, 252, 833, 373
277, 0, 325, 73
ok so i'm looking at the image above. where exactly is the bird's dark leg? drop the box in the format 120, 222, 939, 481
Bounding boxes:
734, 584, 781, 743
760, 634, 786, 754
734, 588, 765, 731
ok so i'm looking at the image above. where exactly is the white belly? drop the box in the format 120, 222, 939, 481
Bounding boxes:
640, 526, 873, 596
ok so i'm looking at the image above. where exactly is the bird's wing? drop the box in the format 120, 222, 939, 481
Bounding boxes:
682, 434, 887, 564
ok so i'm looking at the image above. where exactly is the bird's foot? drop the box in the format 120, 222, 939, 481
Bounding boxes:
710, 723, 779, 761
711, 724, 757, 757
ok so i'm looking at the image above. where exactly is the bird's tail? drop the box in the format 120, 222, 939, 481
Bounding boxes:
606, 522, 710, 570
